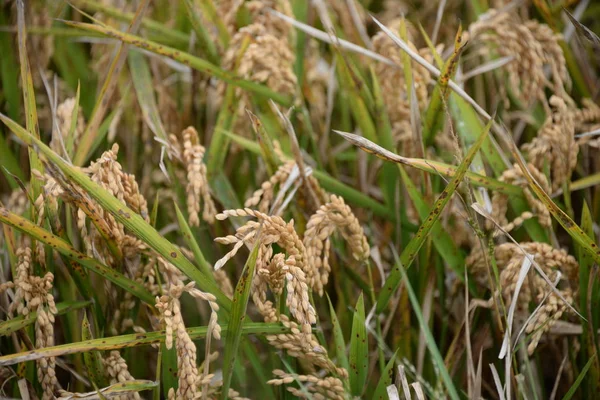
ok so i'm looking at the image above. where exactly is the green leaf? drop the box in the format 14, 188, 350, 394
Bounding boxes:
16, 0, 43, 202
562, 354, 597, 400
173, 202, 215, 283
398, 166, 471, 291
327, 294, 349, 384
0, 322, 286, 366
182, 0, 220, 64
377, 120, 492, 312
349, 293, 368, 397
129, 51, 169, 141
576, 202, 600, 396
221, 244, 260, 399
0, 301, 91, 337
423, 27, 465, 144
372, 351, 398, 400
82, 313, 108, 388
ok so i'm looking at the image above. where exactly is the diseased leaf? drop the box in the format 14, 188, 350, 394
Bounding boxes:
349, 293, 368, 396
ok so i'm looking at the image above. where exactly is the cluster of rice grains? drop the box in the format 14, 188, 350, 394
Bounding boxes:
214, 185, 370, 398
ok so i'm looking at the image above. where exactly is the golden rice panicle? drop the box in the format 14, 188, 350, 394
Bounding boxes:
468, 10, 568, 109
50, 97, 85, 155
468, 242, 578, 353
268, 369, 346, 400
223, 23, 297, 101
10, 247, 58, 399
102, 351, 141, 400
85, 143, 149, 221
522, 96, 578, 192
181, 126, 216, 225
244, 161, 294, 212
304, 195, 370, 296
526, 287, 573, 354
215, 209, 315, 331
155, 282, 220, 399
489, 164, 552, 233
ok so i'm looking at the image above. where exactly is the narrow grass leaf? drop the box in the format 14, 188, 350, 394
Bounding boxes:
333, 130, 521, 196
16, 0, 43, 200
173, 202, 215, 282
0, 301, 90, 337
221, 244, 260, 399
182, 0, 220, 64
576, 203, 600, 395
561, 354, 597, 400
0, 322, 285, 366
81, 313, 108, 388
373, 351, 398, 400
128, 51, 168, 141
349, 293, 368, 396
59, 380, 157, 399
377, 120, 492, 312
422, 26, 465, 144
327, 294, 350, 378
398, 166, 471, 290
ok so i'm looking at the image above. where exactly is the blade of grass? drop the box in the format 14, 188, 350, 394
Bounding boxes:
0, 206, 154, 305
349, 293, 368, 397
182, 0, 220, 64
376, 120, 492, 313
60, 19, 293, 107
422, 26, 465, 145
0, 322, 286, 366
16, 0, 44, 204
65, 380, 157, 398
577, 202, 600, 396
562, 354, 597, 400
333, 130, 521, 196
398, 166, 471, 290
373, 351, 398, 400
370, 66, 399, 209
0, 113, 231, 310
394, 251, 460, 400
173, 202, 215, 283
0, 301, 91, 337
81, 313, 108, 388
129, 51, 169, 141
70, 0, 190, 48
197, 0, 230, 47
326, 294, 350, 386
220, 244, 260, 399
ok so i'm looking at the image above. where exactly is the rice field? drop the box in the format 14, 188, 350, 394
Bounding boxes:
0, 0, 599, 399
